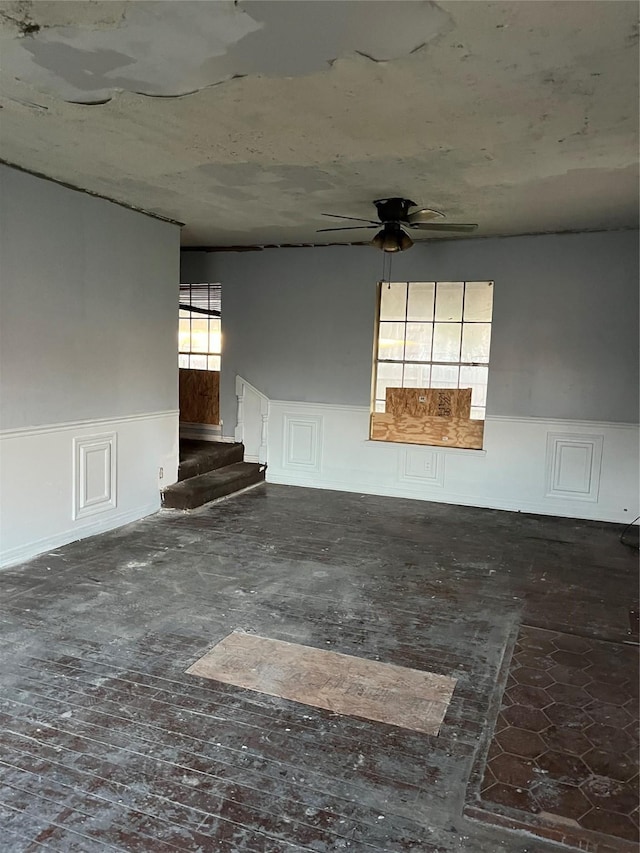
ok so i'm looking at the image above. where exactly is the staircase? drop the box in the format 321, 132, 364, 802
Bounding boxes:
161, 440, 265, 510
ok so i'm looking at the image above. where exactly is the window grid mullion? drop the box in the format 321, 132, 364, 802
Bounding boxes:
189, 283, 193, 368
459, 282, 466, 385
378, 360, 486, 367
402, 282, 409, 387
430, 282, 437, 386
207, 284, 210, 368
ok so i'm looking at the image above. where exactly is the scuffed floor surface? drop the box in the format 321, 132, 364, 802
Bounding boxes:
0, 484, 637, 852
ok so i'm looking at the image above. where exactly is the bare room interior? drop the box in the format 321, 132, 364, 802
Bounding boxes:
0, 1, 638, 851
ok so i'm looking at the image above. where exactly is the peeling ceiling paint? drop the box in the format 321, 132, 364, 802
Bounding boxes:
0, 1, 449, 102
0, 0, 637, 246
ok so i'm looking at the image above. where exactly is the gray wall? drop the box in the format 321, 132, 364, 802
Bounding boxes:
0, 165, 180, 430
183, 229, 639, 434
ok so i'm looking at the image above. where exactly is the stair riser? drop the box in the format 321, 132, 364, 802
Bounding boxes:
162, 469, 265, 510
178, 444, 244, 481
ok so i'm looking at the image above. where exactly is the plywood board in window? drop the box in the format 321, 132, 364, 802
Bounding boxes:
371, 413, 484, 449
385, 387, 472, 418
179, 368, 220, 425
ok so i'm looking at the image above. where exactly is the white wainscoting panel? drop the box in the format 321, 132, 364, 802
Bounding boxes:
283, 414, 323, 472
546, 432, 603, 502
0, 410, 178, 568
262, 398, 638, 524
399, 447, 445, 488
73, 433, 117, 519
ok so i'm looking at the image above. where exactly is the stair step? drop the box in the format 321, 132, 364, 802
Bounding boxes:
178, 440, 244, 481
162, 462, 266, 510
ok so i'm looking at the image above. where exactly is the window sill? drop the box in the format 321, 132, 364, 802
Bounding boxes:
365, 439, 487, 457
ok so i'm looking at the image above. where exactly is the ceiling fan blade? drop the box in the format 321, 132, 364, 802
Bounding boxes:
409, 222, 478, 232
406, 208, 444, 224
316, 225, 379, 232
321, 213, 380, 224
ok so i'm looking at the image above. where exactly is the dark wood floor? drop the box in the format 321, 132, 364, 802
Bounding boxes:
0, 484, 637, 852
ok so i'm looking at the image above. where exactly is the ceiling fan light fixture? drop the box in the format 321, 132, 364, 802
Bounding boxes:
399, 230, 414, 251
371, 223, 413, 252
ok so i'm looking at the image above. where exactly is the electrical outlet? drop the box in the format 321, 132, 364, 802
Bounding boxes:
159, 467, 164, 479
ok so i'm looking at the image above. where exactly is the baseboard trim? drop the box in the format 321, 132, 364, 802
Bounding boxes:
0, 501, 160, 569
265, 471, 628, 524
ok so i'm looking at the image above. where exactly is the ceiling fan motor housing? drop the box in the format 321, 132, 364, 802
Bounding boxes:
373, 198, 416, 223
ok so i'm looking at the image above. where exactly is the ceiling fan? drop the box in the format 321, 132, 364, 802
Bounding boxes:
317, 197, 478, 252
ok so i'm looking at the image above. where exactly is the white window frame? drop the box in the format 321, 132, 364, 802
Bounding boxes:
372, 280, 494, 420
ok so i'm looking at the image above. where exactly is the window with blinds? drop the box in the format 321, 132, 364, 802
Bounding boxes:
179, 284, 221, 371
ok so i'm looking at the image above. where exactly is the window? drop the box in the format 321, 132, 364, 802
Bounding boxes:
179, 283, 221, 371
373, 280, 493, 419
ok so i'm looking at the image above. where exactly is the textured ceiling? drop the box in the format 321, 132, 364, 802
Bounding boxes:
0, 0, 638, 247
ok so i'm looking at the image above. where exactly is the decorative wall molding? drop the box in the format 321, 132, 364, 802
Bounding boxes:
0, 410, 178, 568
271, 399, 371, 414
1, 409, 180, 440
269, 404, 639, 432
231, 381, 639, 523
545, 432, 603, 502
489, 414, 638, 431
73, 432, 117, 520
263, 399, 638, 524
282, 414, 323, 472
398, 448, 445, 488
